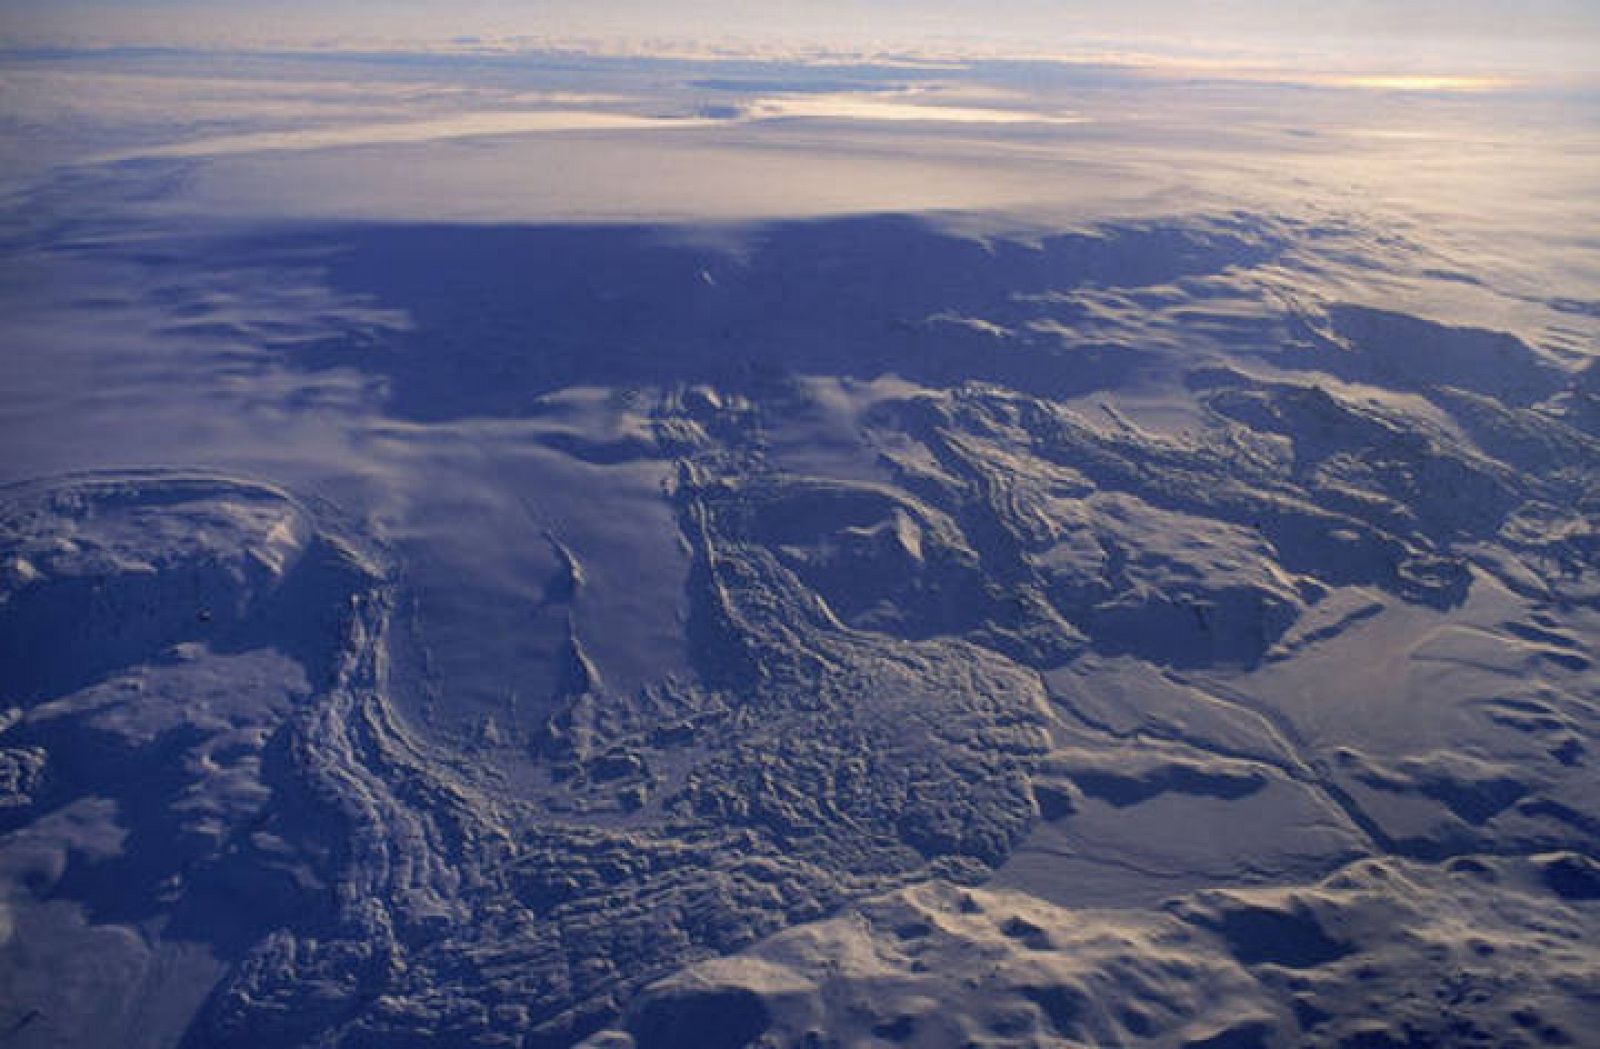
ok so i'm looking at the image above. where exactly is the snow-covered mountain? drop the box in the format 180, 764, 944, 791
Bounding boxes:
2, 46, 1597, 1049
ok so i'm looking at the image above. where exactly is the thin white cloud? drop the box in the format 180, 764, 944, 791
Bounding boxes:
79, 86, 1089, 164
746, 94, 1090, 125
99, 110, 723, 160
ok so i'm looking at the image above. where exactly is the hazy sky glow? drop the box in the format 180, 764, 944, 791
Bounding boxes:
3, 0, 1598, 79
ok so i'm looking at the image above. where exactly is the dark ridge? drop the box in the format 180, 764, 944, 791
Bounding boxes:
628, 986, 773, 1049
1209, 903, 1352, 969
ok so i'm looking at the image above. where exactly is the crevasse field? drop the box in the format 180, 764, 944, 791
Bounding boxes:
2, 37, 1599, 1049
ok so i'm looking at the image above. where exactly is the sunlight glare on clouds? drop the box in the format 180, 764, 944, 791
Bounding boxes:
1331, 74, 1511, 93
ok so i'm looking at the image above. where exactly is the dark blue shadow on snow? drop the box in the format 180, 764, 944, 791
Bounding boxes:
233, 213, 1288, 420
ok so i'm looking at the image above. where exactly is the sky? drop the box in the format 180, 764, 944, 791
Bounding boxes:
3, 0, 1599, 71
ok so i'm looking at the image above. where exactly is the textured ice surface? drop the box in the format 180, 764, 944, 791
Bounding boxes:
3, 48, 1600, 1049
606, 854, 1600, 1049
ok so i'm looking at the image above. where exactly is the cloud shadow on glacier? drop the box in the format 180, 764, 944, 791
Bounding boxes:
230, 213, 1290, 420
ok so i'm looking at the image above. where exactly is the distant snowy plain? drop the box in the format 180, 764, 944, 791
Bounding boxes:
1, 46, 1599, 1048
